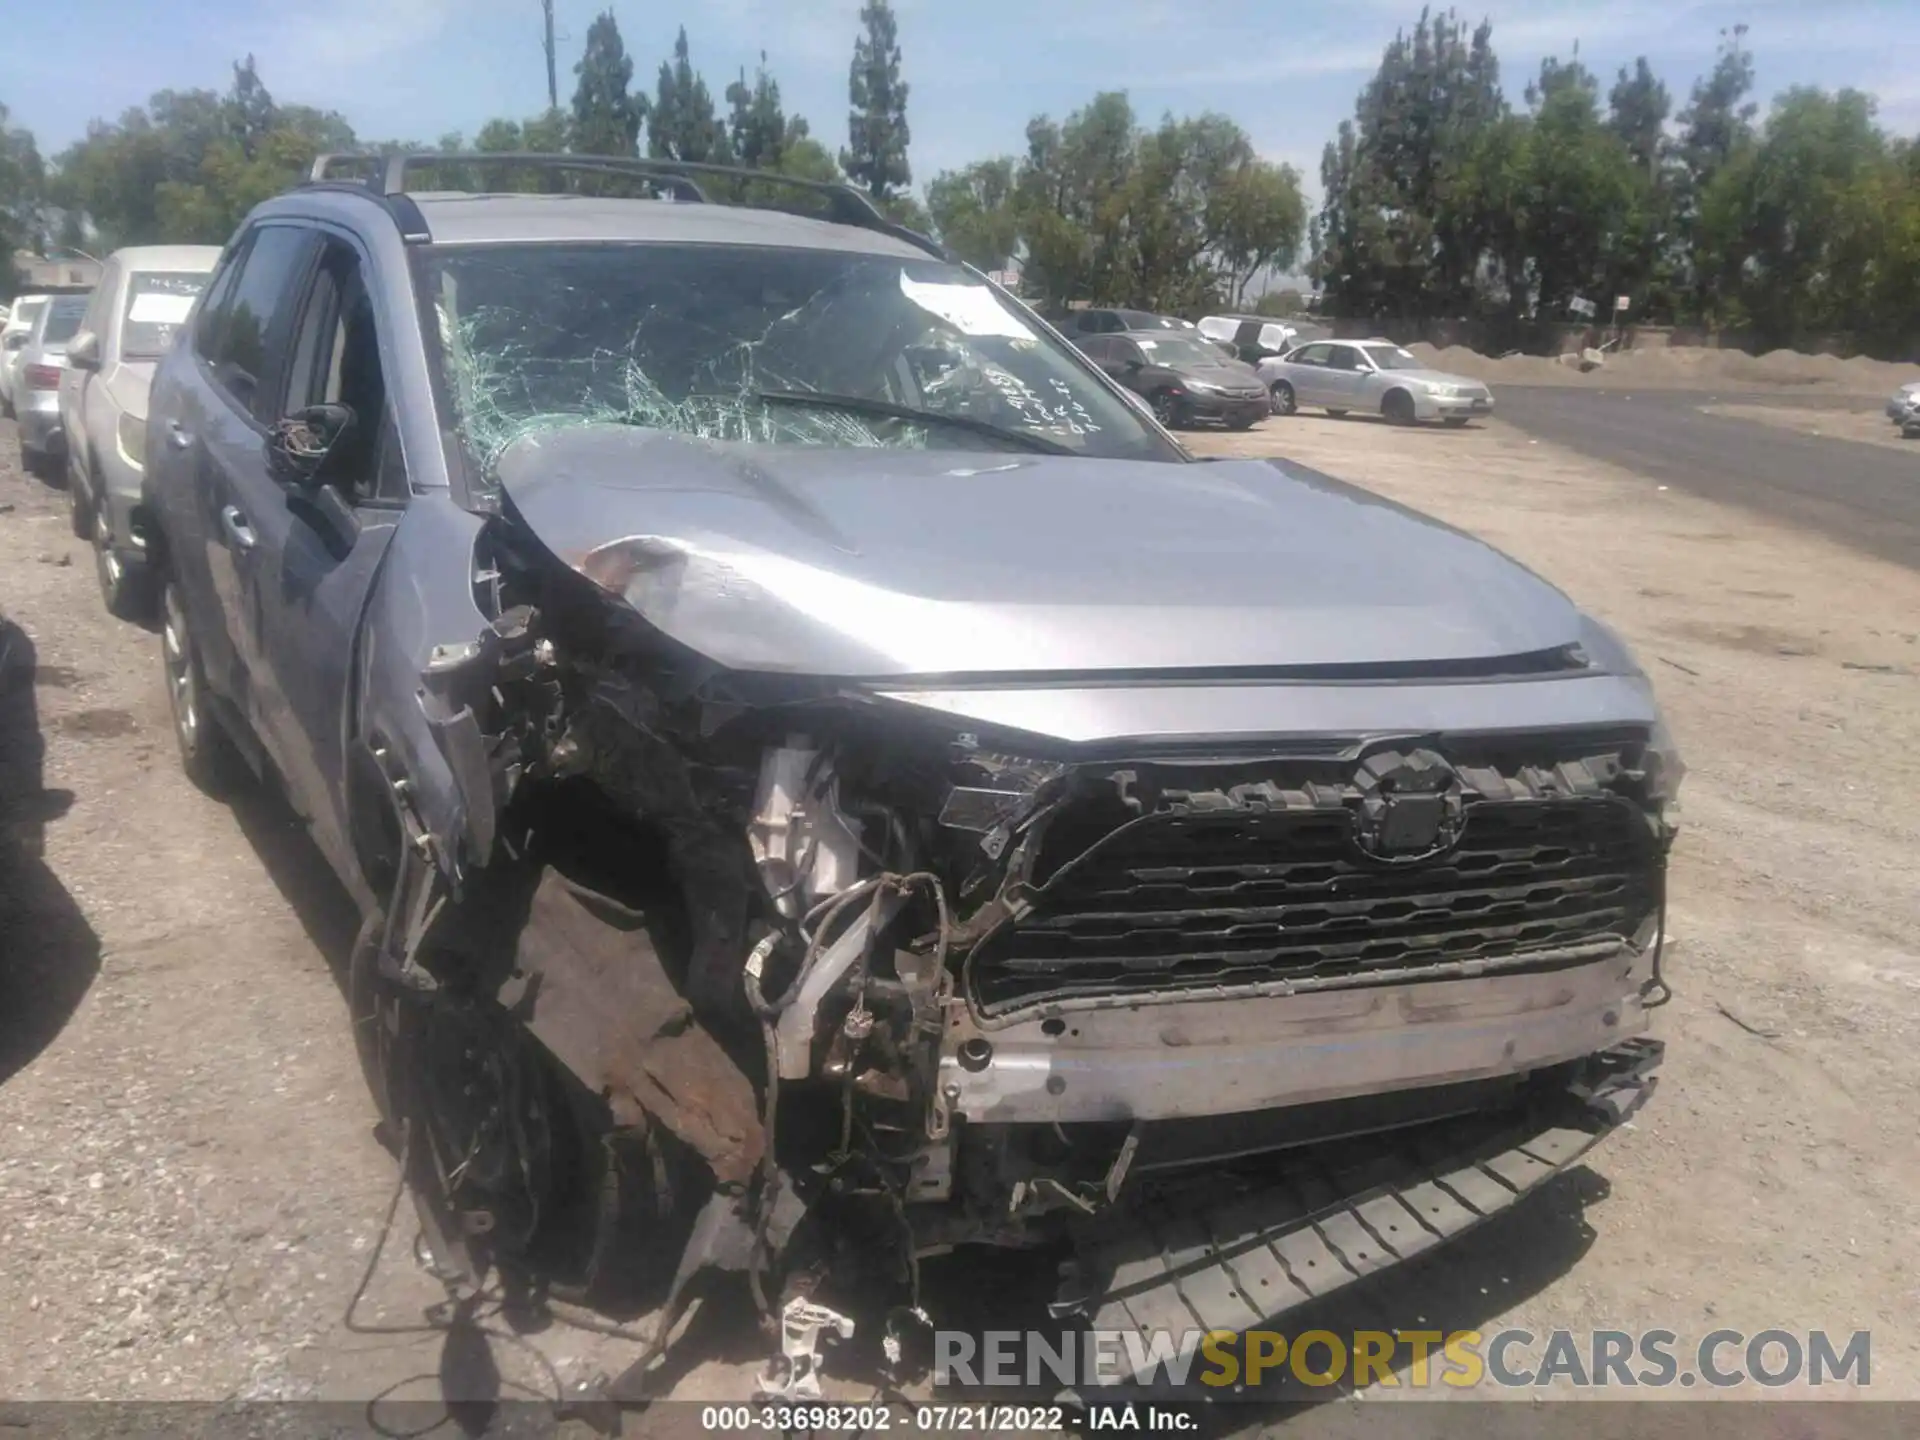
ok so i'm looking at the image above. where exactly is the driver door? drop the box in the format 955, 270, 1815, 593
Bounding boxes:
231, 231, 406, 880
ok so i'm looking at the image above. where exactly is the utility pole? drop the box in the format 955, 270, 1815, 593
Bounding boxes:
542, 0, 558, 110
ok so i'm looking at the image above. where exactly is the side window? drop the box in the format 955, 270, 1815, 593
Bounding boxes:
193, 238, 252, 365
1293, 343, 1329, 367
1115, 339, 1143, 367
199, 225, 318, 420
1326, 345, 1360, 372
1077, 336, 1111, 363
281, 237, 403, 504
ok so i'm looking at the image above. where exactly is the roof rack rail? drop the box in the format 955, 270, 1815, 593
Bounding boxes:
303, 151, 945, 258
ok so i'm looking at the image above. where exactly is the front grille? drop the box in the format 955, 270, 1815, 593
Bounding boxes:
968, 798, 1660, 1014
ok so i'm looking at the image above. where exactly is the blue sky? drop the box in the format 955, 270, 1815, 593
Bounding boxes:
6, 0, 1917, 208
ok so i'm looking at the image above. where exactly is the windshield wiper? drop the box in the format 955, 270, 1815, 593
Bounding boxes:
752, 388, 1077, 456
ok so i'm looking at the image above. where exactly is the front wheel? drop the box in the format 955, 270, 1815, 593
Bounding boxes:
95, 504, 153, 621
1269, 381, 1297, 416
1151, 390, 1185, 429
1382, 390, 1417, 425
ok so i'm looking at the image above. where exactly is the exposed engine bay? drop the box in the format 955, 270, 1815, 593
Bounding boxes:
351, 509, 1680, 1402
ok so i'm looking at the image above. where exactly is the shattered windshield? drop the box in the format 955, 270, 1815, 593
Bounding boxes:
422, 241, 1180, 483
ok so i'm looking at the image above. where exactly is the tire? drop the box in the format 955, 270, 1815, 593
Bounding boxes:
1151, 390, 1185, 429
18, 440, 42, 480
1442, 416, 1471, 428
1382, 390, 1417, 426
1269, 381, 1297, 416
95, 502, 153, 622
160, 579, 243, 795
1324, 408, 1349, 418
67, 456, 92, 540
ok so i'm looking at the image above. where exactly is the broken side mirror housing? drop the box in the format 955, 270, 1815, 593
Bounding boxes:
65, 330, 101, 371
266, 403, 357, 488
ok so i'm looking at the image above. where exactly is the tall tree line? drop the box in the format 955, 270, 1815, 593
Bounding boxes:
1311, 10, 1920, 355
1, 1, 921, 288
7, 2, 1916, 357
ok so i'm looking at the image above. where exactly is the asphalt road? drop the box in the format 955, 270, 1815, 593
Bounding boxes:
1495, 387, 1920, 571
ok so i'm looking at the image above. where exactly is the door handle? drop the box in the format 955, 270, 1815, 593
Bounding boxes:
220, 504, 257, 551
165, 419, 193, 451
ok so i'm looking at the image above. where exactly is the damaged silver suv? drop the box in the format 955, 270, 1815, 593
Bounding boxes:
143, 154, 1678, 1399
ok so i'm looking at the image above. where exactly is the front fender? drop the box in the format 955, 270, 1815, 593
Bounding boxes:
354, 493, 496, 891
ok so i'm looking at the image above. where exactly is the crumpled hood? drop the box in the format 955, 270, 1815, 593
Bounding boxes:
496, 425, 1588, 679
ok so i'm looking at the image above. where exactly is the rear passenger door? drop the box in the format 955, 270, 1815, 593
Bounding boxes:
235, 230, 407, 876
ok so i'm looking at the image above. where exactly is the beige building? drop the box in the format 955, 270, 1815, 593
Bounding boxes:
11, 251, 103, 289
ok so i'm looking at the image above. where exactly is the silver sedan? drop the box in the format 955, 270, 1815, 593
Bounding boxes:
1886, 380, 1920, 432
1258, 338, 1495, 426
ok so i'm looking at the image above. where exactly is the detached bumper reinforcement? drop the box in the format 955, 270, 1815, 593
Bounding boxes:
1055, 1038, 1662, 1381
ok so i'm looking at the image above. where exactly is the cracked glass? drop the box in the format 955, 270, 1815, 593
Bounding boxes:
420, 241, 1181, 487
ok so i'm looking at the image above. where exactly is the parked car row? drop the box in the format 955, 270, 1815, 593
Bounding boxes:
1054, 316, 1499, 430
58, 247, 223, 616
3, 249, 223, 616
0, 294, 53, 419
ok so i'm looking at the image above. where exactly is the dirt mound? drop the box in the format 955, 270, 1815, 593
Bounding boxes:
1404, 340, 1915, 394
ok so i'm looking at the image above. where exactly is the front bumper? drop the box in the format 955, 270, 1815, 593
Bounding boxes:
1057, 1036, 1663, 1388
1181, 391, 1269, 425
1416, 391, 1495, 421
91, 428, 151, 556
940, 938, 1654, 1126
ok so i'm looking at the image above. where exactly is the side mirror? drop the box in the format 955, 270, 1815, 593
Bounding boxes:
66, 331, 100, 371
1123, 357, 1143, 373
3, 333, 26, 352
266, 403, 356, 487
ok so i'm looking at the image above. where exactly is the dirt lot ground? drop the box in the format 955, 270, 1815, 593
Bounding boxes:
1701, 401, 1918, 454
3, 403, 1918, 1420
1404, 340, 1919, 396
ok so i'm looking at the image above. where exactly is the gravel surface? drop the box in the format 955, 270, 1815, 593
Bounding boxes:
3, 407, 1917, 1419
1701, 402, 1920, 454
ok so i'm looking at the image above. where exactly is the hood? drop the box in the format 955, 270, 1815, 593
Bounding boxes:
104, 361, 157, 422
497, 426, 1589, 680
1172, 360, 1263, 388
1396, 368, 1489, 391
